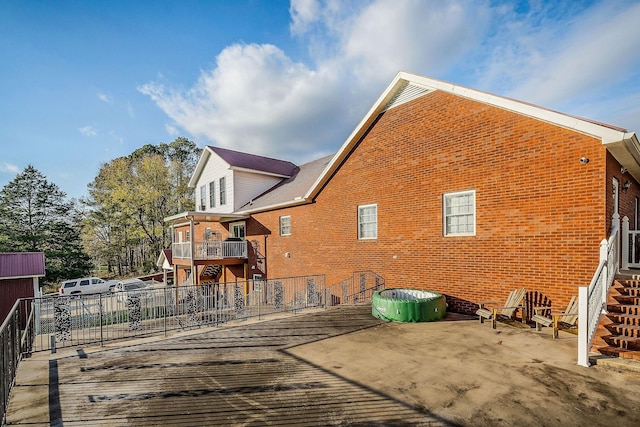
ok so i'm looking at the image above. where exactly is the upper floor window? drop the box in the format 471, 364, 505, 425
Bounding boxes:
280, 216, 291, 236
209, 181, 216, 208
199, 186, 206, 211
219, 176, 226, 205
358, 204, 377, 240
230, 221, 245, 240
443, 190, 475, 236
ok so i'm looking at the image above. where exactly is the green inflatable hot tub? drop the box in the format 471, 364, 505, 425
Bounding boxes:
372, 289, 446, 322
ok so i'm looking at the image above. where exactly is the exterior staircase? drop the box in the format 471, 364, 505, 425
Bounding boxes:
597, 278, 640, 360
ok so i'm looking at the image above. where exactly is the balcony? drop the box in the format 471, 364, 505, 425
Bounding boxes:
172, 240, 247, 260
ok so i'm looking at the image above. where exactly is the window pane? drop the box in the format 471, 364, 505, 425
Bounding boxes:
280, 216, 291, 236
209, 182, 215, 207
219, 177, 226, 205
444, 191, 475, 236
358, 204, 377, 239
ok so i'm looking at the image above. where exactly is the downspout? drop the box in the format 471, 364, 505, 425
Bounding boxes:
190, 216, 195, 285
263, 234, 268, 279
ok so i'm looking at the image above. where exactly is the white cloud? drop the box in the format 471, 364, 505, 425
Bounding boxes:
97, 92, 112, 103
127, 101, 135, 118
165, 124, 179, 136
1, 163, 20, 173
496, 2, 640, 108
78, 126, 98, 137
140, 0, 640, 164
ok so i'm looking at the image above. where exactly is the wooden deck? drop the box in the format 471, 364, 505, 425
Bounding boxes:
5, 306, 447, 426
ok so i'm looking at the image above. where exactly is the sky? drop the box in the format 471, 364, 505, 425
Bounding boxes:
1, 0, 640, 200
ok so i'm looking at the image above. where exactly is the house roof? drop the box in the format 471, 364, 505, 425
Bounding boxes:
209, 146, 298, 177
156, 249, 173, 270
0, 252, 46, 280
188, 146, 298, 188
303, 71, 640, 200
237, 154, 334, 214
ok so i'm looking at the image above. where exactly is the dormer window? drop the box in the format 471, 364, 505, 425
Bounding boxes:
209, 181, 216, 208
199, 186, 206, 211
219, 176, 226, 205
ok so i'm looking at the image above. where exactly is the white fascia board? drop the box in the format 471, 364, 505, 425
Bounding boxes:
164, 211, 194, 222
188, 147, 233, 188
305, 71, 634, 201
236, 197, 309, 215
404, 72, 630, 143
230, 166, 291, 178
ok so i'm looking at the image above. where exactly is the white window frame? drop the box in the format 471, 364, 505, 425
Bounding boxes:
209, 181, 216, 208
199, 185, 206, 211
279, 215, 291, 236
443, 190, 476, 237
219, 176, 226, 205
358, 204, 378, 240
229, 221, 246, 240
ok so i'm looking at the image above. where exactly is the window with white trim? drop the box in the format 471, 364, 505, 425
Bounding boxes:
280, 216, 291, 236
219, 176, 226, 205
230, 221, 245, 240
358, 204, 377, 240
199, 186, 206, 211
443, 190, 475, 236
209, 181, 216, 208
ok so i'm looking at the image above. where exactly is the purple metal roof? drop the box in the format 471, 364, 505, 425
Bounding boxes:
209, 146, 297, 177
0, 252, 46, 279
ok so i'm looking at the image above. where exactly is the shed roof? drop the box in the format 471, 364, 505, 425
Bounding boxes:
0, 252, 46, 279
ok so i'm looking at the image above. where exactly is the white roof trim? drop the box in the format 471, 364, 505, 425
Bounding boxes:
305, 71, 635, 201
188, 147, 220, 188
230, 166, 291, 178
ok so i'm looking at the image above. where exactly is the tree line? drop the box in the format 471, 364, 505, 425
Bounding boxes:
0, 137, 201, 293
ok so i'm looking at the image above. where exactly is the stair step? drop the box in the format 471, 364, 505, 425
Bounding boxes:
607, 324, 640, 337
617, 280, 640, 288
607, 304, 640, 315
613, 286, 640, 296
598, 346, 631, 357
603, 334, 640, 350
607, 312, 640, 325
612, 295, 640, 304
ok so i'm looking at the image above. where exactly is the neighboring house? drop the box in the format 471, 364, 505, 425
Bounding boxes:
156, 249, 174, 286
0, 252, 46, 320
164, 71, 639, 316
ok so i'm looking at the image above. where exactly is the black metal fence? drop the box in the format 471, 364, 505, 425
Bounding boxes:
1, 299, 32, 426
1, 271, 385, 424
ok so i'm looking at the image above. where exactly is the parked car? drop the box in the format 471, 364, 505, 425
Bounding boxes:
59, 277, 118, 295
114, 279, 150, 303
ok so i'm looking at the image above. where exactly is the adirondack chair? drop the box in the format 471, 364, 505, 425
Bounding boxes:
532, 296, 578, 338
476, 288, 527, 329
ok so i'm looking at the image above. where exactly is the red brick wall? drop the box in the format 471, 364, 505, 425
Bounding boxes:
250, 91, 614, 313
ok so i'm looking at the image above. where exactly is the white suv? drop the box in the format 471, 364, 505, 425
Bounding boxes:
59, 277, 116, 295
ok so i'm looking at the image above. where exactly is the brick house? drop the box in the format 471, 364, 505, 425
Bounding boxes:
164, 71, 639, 315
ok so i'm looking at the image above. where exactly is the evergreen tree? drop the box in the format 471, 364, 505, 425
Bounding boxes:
0, 165, 93, 290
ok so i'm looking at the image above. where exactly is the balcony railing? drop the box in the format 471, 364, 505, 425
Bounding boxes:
172, 240, 247, 260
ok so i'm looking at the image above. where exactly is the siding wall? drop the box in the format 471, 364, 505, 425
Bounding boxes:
234, 171, 282, 211
248, 91, 618, 313
0, 278, 34, 321
194, 155, 234, 213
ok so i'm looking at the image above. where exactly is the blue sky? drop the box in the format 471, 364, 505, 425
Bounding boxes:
1, 0, 640, 200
